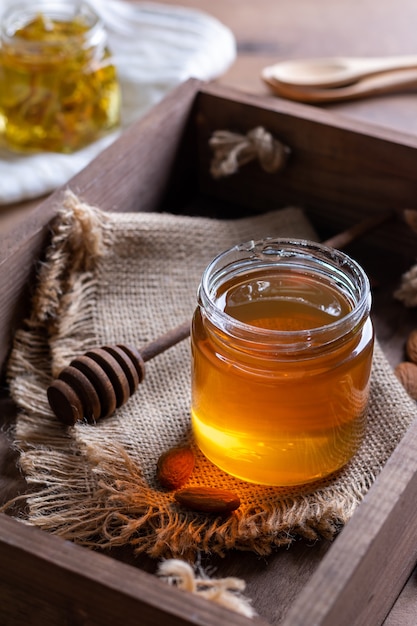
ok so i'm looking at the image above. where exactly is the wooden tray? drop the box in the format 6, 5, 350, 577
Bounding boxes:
2, 79, 417, 626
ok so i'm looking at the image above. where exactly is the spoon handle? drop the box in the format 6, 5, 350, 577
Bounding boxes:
263, 68, 417, 104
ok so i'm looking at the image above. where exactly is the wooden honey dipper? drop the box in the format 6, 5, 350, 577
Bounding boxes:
47, 210, 395, 426
47, 321, 191, 425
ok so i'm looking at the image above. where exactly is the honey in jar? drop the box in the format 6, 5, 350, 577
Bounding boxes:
0, 1, 121, 153
191, 238, 374, 486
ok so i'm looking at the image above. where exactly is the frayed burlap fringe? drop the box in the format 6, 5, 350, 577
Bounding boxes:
5, 192, 417, 561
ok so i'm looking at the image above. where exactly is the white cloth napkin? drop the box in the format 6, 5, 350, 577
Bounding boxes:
0, 0, 236, 205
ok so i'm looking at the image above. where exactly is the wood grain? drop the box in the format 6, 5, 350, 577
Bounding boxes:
194, 83, 417, 267
0, 514, 264, 626
282, 413, 417, 626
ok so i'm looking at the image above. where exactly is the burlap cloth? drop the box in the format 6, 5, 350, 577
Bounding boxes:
6, 192, 417, 560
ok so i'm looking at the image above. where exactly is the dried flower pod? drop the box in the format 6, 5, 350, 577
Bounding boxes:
156, 446, 195, 490
174, 486, 241, 514
395, 361, 417, 400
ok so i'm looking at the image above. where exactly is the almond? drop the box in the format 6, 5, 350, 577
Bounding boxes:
156, 446, 195, 490
174, 486, 241, 514
395, 361, 417, 400
406, 329, 417, 364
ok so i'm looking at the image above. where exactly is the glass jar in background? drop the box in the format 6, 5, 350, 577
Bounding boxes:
191, 238, 374, 487
0, 1, 121, 153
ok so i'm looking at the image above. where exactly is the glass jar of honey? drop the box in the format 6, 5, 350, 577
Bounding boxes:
191, 238, 374, 486
0, 1, 120, 153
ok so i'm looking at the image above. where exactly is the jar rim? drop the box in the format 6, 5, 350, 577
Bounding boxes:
198, 237, 371, 348
0, 1, 104, 46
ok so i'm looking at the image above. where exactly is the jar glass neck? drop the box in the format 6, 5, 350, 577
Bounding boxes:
0, 2, 106, 50
198, 238, 371, 355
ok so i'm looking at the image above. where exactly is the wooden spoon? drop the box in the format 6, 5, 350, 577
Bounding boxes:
262, 56, 417, 89
262, 67, 417, 104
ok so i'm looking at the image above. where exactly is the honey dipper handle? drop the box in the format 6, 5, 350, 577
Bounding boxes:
140, 320, 191, 362
47, 320, 191, 425
323, 209, 394, 250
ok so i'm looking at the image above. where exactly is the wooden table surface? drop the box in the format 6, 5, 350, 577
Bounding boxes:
179, 0, 417, 138
2, 1, 417, 624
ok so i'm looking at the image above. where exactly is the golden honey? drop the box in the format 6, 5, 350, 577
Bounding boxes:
0, 2, 120, 153
191, 239, 374, 486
